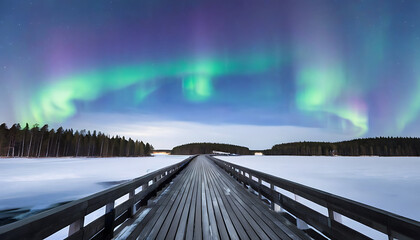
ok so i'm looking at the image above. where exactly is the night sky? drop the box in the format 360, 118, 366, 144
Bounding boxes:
1, 0, 420, 148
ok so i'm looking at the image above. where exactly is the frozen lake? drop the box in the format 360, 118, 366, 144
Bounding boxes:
218, 155, 420, 239
0, 155, 189, 224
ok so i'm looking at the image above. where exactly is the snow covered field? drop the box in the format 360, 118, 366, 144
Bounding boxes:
0, 155, 189, 223
218, 155, 420, 239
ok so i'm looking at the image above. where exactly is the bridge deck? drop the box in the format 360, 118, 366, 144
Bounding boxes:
117, 155, 310, 240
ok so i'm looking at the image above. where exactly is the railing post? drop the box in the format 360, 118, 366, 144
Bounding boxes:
387, 232, 394, 240
128, 190, 136, 217
258, 178, 262, 199
142, 182, 148, 191
68, 218, 84, 236
242, 171, 247, 188
328, 208, 342, 223
294, 194, 309, 230
104, 201, 115, 239
270, 184, 275, 210
138, 181, 149, 207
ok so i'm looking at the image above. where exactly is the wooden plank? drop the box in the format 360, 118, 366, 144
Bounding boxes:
82, 215, 105, 240
234, 175, 307, 239
112, 156, 323, 240
125, 160, 196, 239
204, 158, 272, 240
203, 158, 221, 239
174, 161, 199, 240
211, 167, 290, 239
204, 159, 241, 240
148, 162, 197, 239
209, 156, 308, 240
201, 162, 211, 240
184, 162, 199, 240
140, 165, 195, 237
200, 157, 261, 239
161, 162, 198, 239
203, 159, 230, 239
193, 160, 203, 240
208, 172, 251, 240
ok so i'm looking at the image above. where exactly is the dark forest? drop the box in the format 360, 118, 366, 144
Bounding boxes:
0, 123, 153, 157
171, 143, 251, 155
264, 137, 420, 156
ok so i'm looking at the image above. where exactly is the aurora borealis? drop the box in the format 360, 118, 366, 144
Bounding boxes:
1, 0, 420, 148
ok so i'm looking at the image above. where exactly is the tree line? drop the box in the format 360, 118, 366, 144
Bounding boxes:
171, 142, 251, 155
263, 137, 420, 156
0, 123, 153, 157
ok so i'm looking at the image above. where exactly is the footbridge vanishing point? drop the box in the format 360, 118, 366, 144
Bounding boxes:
0, 155, 419, 240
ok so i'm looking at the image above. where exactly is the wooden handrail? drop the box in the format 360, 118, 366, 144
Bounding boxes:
209, 155, 420, 240
0, 155, 196, 240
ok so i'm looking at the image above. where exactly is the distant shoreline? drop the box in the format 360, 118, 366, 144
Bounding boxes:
170, 138, 420, 157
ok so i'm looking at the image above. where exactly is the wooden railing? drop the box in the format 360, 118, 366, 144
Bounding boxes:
0, 155, 195, 240
209, 156, 420, 240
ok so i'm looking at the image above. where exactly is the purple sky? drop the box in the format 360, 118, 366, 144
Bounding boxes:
1, 1, 420, 148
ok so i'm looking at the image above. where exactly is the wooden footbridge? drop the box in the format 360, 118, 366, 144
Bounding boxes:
0, 155, 419, 240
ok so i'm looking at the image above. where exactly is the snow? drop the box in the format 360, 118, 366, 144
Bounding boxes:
217, 155, 420, 239
0, 155, 189, 215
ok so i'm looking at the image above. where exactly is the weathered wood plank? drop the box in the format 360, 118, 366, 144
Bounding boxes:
184, 163, 199, 240
149, 165, 196, 239
205, 159, 281, 240
203, 164, 221, 239
204, 161, 241, 240
193, 162, 203, 240
174, 163, 199, 240
129, 162, 195, 239
157, 165, 197, 239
